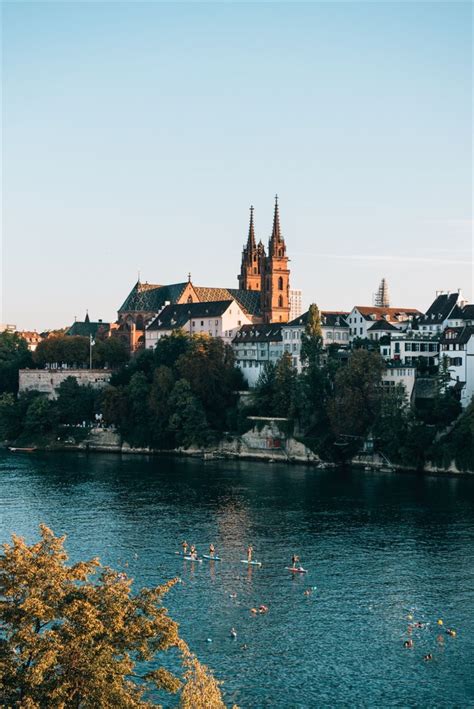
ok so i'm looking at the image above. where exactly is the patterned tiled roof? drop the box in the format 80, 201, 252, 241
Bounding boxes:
287, 310, 349, 328
194, 286, 261, 316
354, 306, 421, 321
118, 282, 187, 313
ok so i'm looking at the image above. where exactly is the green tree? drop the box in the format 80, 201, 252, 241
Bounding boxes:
0, 525, 229, 709
56, 377, 96, 425
373, 383, 410, 461
101, 385, 129, 428
273, 352, 298, 419
123, 372, 152, 446
168, 379, 210, 447
149, 366, 176, 448
0, 332, 33, 394
93, 338, 129, 369
300, 303, 323, 365
253, 363, 276, 415
328, 349, 385, 439
0, 393, 21, 440
154, 331, 192, 371
24, 396, 58, 436
34, 336, 89, 368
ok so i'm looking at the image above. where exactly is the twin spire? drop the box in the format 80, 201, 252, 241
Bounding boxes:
245, 195, 283, 253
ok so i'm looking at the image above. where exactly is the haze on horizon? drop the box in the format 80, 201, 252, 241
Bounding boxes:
2, 1, 472, 331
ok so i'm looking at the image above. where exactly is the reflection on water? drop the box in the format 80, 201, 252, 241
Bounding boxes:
1, 452, 474, 707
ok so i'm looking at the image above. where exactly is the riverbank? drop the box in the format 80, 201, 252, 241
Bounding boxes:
2, 426, 472, 476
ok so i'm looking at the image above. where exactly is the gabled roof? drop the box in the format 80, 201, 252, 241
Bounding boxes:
418, 292, 459, 325
440, 325, 474, 345
367, 319, 399, 332
352, 306, 421, 321
67, 320, 110, 337
461, 304, 474, 321
232, 323, 282, 343
286, 310, 349, 328
147, 301, 233, 331
118, 282, 188, 313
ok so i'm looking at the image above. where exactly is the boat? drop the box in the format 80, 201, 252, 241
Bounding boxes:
240, 559, 262, 566
285, 566, 308, 574
202, 554, 221, 561
9, 447, 36, 453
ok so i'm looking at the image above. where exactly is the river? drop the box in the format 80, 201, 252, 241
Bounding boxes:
1, 451, 473, 708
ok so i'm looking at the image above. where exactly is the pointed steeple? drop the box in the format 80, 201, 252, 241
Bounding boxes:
271, 194, 281, 242
84, 310, 90, 323
247, 205, 256, 250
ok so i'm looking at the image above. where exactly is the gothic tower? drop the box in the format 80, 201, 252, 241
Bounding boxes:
238, 206, 264, 291
261, 196, 290, 323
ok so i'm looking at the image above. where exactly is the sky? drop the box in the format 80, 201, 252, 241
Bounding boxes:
2, 1, 472, 330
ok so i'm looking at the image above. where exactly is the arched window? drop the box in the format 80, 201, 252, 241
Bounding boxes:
187, 295, 193, 303
278, 276, 283, 290
278, 295, 283, 308
253, 267, 257, 274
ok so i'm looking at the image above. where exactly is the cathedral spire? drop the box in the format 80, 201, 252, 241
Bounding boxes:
271, 194, 281, 242
247, 205, 256, 250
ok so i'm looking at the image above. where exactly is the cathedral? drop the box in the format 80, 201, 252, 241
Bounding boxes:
113, 197, 291, 350
238, 196, 290, 323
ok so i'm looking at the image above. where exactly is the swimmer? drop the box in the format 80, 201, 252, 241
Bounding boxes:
258, 605, 268, 614
209, 543, 216, 558
230, 627, 237, 639
437, 619, 443, 626
403, 639, 413, 649
250, 608, 258, 614
247, 545, 253, 563
240, 643, 248, 650
446, 628, 457, 637
181, 541, 188, 555
423, 653, 433, 661
304, 589, 311, 596
407, 614, 414, 621
229, 593, 237, 599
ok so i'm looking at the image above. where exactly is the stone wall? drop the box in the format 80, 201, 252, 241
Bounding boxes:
19, 369, 112, 399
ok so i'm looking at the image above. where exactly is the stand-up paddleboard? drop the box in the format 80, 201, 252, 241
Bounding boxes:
202, 554, 221, 561
241, 559, 262, 566
184, 556, 202, 563
285, 566, 308, 574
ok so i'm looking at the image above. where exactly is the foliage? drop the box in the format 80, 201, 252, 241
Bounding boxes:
56, 377, 97, 425
168, 379, 211, 447
34, 336, 90, 368
300, 303, 323, 365
0, 526, 229, 709
92, 338, 130, 369
328, 350, 385, 439
0, 332, 33, 394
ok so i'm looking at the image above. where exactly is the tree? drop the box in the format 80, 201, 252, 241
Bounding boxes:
0, 525, 229, 708
0, 332, 33, 394
253, 363, 276, 415
328, 349, 385, 439
149, 366, 176, 448
168, 379, 210, 447
93, 338, 129, 369
273, 352, 298, 419
24, 396, 57, 436
373, 383, 410, 461
34, 336, 89, 368
56, 377, 96, 425
0, 393, 21, 440
300, 303, 323, 365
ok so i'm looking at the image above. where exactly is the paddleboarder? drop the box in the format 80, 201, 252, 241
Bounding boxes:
247, 545, 253, 563
209, 543, 216, 558
181, 540, 188, 556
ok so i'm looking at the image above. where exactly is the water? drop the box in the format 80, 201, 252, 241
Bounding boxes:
1, 451, 473, 708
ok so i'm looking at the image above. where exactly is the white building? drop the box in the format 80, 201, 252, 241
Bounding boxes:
346, 306, 421, 341
281, 311, 350, 373
289, 289, 302, 321
386, 332, 440, 367
381, 362, 417, 402
417, 290, 469, 333
231, 324, 283, 387
440, 325, 474, 408
145, 299, 251, 349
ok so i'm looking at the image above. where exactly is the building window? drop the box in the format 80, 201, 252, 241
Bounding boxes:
278, 295, 283, 308
278, 276, 283, 290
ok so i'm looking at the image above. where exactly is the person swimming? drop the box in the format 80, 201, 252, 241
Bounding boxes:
423, 653, 433, 661
403, 639, 413, 649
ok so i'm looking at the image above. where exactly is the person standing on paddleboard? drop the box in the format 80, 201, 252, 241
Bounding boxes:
209, 543, 216, 558
182, 541, 188, 556
291, 554, 300, 568
190, 544, 197, 560
247, 545, 253, 563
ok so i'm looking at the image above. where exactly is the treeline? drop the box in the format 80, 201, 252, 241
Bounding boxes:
1, 311, 472, 471
0, 332, 244, 448
0, 331, 130, 397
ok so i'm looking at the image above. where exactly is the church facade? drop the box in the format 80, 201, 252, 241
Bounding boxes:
114, 197, 291, 350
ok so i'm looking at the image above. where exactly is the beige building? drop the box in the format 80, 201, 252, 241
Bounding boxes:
19, 369, 112, 400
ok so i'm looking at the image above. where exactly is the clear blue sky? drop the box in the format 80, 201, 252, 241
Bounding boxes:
2, 1, 472, 330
